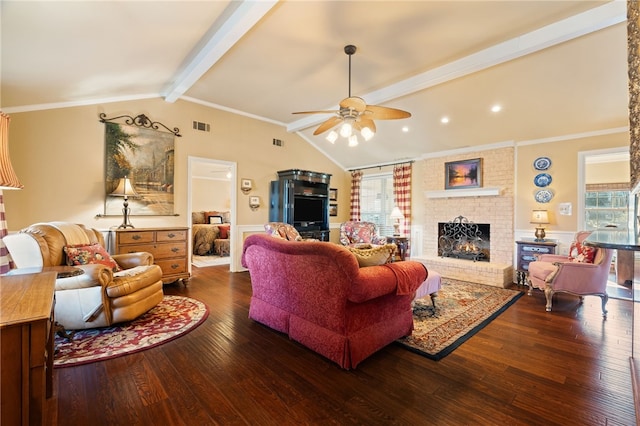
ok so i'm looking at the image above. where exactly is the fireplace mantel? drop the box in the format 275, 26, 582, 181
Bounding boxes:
424, 187, 502, 198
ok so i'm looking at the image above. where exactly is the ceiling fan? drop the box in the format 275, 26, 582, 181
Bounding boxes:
293, 45, 411, 147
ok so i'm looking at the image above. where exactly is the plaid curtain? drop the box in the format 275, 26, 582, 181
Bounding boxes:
393, 163, 412, 237
0, 192, 10, 274
0, 113, 11, 273
349, 170, 363, 221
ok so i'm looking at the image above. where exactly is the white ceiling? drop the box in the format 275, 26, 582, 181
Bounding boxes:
1, 1, 630, 170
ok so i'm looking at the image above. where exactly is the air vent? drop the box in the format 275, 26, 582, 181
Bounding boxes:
273, 138, 283, 147
192, 121, 210, 132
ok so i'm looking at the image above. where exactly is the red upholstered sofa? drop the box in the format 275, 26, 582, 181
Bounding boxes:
241, 233, 428, 369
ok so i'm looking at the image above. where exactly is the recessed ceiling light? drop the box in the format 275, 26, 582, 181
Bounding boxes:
441, 116, 449, 124
402, 126, 409, 133
491, 104, 502, 113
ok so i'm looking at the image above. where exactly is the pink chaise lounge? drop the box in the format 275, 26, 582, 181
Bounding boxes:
241, 233, 428, 369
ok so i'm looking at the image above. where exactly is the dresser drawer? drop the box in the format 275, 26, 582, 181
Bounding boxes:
521, 245, 554, 254
151, 243, 187, 260
116, 243, 155, 254
157, 229, 187, 242
118, 231, 155, 245
155, 258, 188, 275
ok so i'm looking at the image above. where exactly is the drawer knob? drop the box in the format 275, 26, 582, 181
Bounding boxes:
171, 247, 179, 253
132, 235, 141, 241
168, 233, 176, 238
171, 264, 179, 269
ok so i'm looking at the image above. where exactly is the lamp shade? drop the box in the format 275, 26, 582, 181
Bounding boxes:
0, 112, 23, 190
530, 209, 549, 224
110, 177, 138, 197
390, 206, 404, 220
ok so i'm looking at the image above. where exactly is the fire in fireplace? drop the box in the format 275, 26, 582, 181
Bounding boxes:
438, 216, 490, 262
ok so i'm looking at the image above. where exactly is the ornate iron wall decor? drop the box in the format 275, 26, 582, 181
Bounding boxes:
101, 113, 178, 217
99, 113, 181, 137
438, 216, 489, 262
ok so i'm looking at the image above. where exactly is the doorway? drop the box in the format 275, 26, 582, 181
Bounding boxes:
578, 147, 632, 300
187, 157, 238, 272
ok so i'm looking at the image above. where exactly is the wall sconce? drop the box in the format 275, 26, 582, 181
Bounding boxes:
241, 178, 253, 194
390, 206, 404, 236
530, 209, 550, 242
249, 196, 260, 211
110, 176, 138, 228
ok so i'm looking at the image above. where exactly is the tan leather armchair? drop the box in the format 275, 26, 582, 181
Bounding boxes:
3, 222, 163, 330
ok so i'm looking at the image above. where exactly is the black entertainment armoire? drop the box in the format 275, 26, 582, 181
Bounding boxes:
269, 169, 331, 241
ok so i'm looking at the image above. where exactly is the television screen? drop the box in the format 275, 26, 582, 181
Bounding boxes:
293, 197, 325, 223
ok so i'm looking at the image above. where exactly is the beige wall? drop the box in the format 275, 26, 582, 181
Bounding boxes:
4, 98, 351, 231
586, 160, 629, 184
515, 131, 629, 233
192, 178, 230, 213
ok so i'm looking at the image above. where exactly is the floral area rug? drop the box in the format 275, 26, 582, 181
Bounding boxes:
397, 278, 523, 360
54, 295, 208, 368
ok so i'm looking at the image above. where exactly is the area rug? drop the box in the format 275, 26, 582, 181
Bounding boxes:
54, 295, 208, 368
397, 278, 523, 361
192, 254, 230, 267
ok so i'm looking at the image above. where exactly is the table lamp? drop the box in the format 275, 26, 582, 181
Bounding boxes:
530, 209, 549, 242
110, 176, 138, 228
390, 206, 404, 236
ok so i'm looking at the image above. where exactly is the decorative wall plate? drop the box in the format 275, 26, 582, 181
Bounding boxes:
534, 173, 552, 187
535, 189, 554, 203
533, 157, 551, 170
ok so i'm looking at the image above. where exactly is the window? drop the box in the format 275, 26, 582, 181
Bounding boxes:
584, 187, 634, 231
360, 173, 395, 236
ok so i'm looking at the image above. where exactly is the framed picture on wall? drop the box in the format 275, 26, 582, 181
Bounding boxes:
444, 158, 482, 190
329, 188, 338, 201
329, 204, 338, 216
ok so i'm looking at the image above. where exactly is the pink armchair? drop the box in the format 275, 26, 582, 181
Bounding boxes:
527, 231, 612, 316
339, 221, 387, 246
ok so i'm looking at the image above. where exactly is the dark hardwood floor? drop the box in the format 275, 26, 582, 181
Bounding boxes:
47, 265, 636, 425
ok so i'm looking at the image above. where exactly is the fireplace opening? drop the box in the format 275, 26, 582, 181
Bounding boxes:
438, 216, 490, 262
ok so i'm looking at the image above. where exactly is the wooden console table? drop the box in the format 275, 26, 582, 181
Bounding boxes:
1, 271, 56, 426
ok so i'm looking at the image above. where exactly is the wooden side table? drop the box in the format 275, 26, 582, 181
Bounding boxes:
515, 240, 557, 285
386, 236, 409, 261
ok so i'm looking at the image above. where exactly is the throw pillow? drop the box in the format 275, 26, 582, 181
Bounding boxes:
573, 245, 596, 263
64, 243, 121, 272
348, 243, 396, 267
192, 211, 206, 224
208, 215, 223, 224
218, 225, 230, 239
568, 241, 581, 261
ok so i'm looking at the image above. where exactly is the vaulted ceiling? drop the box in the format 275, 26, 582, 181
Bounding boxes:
1, 1, 629, 169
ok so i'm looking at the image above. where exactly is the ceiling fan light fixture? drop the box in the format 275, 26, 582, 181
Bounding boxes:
326, 130, 338, 143
339, 120, 353, 138
361, 126, 374, 141
348, 134, 359, 147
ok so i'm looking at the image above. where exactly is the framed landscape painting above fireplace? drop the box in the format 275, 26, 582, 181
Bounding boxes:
445, 158, 482, 190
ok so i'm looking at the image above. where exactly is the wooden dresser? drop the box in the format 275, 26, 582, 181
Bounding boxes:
1, 272, 56, 426
115, 227, 190, 284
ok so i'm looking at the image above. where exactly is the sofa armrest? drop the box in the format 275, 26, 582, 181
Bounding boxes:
112, 252, 154, 269
348, 261, 428, 303
55, 263, 112, 291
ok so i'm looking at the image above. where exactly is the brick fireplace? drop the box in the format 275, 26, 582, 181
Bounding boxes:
416, 147, 515, 288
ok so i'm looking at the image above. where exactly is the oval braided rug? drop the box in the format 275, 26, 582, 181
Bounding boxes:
54, 295, 208, 368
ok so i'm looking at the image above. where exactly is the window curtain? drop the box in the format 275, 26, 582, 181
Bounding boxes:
349, 170, 363, 221
393, 163, 412, 237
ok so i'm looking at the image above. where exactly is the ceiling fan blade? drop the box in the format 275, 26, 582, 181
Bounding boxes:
339, 97, 367, 113
364, 104, 412, 120
356, 117, 376, 133
292, 110, 338, 115
313, 116, 342, 135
